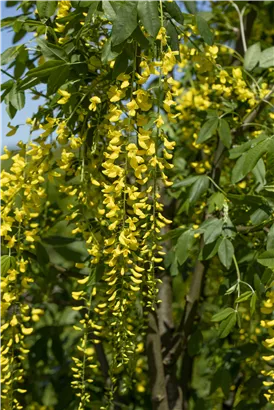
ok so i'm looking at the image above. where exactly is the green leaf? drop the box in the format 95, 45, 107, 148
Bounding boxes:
170, 255, 179, 277
189, 175, 209, 203
85, 1, 100, 22
188, 329, 203, 357
37, 1, 58, 18
17, 77, 40, 91
42, 236, 76, 246
9, 85, 25, 110
164, 1, 184, 25
211, 307, 235, 322
71, 1, 94, 7
250, 292, 257, 316
14, 47, 28, 78
218, 312, 237, 338
102, 0, 116, 21
166, 21, 180, 58
6, 103, 17, 119
203, 219, 223, 244
1, 16, 18, 28
36, 38, 68, 62
176, 230, 195, 265
244, 42, 261, 71
42, 383, 57, 406
196, 14, 214, 45
225, 283, 238, 295
172, 175, 200, 189
235, 291, 253, 303
2, 90, 12, 105
1, 79, 14, 91
132, 26, 150, 49
211, 368, 232, 398
228, 193, 271, 212
218, 238, 234, 269
260, 46, 274, 68
218, 119, 232, 148
101, 39, 121, 64
36, 242, 50, 265
229, 133, 267, 159
1, 45, 23, 65
197, 11, 213, 21
47, 65, 70, 94
252, 158, 266, 186
197, 118, 219, 144
111, 2, 138, 46
267, 224, 274, 250
250, 208, 268, 225
184, 1, 197, 14
264, 185, 274, 192
27, 60, 68, 78
262, 269, 274, 287
137, 1, 160, 38
165, 251, 179, 276
231, 153, 247, 184
242, 141, 269, 176
1, 255, 11, 275
258, 249, 274, 268
238, 310, 242, 328
112, 51, 128, 79
199, 237, 221, 261
207, 192, 225, 213
254, 273, 264, 295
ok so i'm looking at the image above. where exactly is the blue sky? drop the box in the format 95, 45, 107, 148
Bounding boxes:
1, 2, 42, 149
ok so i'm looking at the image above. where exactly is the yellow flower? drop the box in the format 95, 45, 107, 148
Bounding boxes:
10, 315, 18, 327
232, 67, 242, 80
77, 276, 89, 285
238, 181, 246, 189
6, 122, 18, 137
0, 146, 11, 161
57, 89, 71, 104
72, 291, 84, 300
89, 96, 101, 111
137, 383, 146, 393
126, 99, 139, 116
21, 326, 33, 335
154, 115, 164, 128
263, 356, 274, 361
108, 86, 125, 102
162, 51, 177, 74
163, 92, 176, 112
134, 90, 152, 111
156, 26, 167, 46
106, 105, 122, 122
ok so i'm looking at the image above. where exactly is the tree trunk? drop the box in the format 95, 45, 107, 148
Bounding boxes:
147, 309, 169, 410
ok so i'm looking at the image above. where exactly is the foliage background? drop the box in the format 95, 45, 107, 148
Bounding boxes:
1, 1, 274, 410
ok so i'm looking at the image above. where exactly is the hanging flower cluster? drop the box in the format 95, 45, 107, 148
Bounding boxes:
261, 287, 274, 403
1, 3, 180, 402
1, 134, 49, 408
54, 0, 71, 44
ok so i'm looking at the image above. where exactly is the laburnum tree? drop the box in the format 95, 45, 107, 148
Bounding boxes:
1, 1, 274, 409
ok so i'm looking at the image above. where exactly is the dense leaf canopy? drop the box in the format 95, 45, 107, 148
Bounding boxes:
1, 1, 274, 410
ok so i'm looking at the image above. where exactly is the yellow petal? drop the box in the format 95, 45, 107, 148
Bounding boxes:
77, 276, 89, 285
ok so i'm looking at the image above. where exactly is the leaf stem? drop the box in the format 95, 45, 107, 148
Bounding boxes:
239, 280, 254, 293
207, 176, 227, 196
231, 2, 247, 53
233, 254, 241, 310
